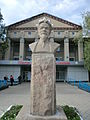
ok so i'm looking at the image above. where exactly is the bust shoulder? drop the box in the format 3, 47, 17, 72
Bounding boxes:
29, 42, 38, 52
49, 42, 60, 53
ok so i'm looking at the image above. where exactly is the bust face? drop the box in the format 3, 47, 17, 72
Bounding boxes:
38, 22, 51, 42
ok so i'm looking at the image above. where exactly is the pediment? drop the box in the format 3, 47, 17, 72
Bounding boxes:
16, 16, 73, 28
8, 13, 81, 30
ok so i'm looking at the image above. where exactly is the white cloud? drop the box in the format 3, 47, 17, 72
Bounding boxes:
0, 0, 18, 7
0, 0, 90, 25
53, 0, 86, 15
67, 14, 82, 25
0, 0, 50, 25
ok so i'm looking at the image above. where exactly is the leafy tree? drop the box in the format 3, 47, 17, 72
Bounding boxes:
0, 9, 8, 59
84, 40, 90, 71
83, 12, 90, 71
83, 11, 90, 36
73, 30, 83, 44
73, 11, 90, 71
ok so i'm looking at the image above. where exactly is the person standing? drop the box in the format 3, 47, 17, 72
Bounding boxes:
18, 75, 22, 84
10, 75, 14, 86
4, 75, 8, 85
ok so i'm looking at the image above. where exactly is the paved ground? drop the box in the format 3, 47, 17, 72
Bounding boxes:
0, 83, 90, 120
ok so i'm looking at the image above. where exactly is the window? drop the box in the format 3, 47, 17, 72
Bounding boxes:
28, 32, 31, 35
27, 47, 31, 52
13, 45, 19, 53
13, 56, 19, 60
58, 31, 60, 35
69, 45, 75, 52
69, 57, 75, 61
56, 57, 60, 61
13, 32, 17, 37
56, 47, 60, 52
72, 32, 75, 36
26, 56, 32, 61
88, 30, 90, 33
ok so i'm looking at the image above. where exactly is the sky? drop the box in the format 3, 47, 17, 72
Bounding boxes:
0, 0, 90, 26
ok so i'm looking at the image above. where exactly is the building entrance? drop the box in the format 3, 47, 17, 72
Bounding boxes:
22, 71, 31, 82
56, 66, 66, 82
56, 71, 65, 81
21, 66, 31, 82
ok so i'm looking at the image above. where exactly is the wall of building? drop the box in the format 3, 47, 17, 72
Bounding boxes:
0, 66, 20, 80
67, 66, 88, 81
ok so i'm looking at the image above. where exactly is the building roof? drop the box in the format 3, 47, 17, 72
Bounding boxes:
7, 12, 82, 30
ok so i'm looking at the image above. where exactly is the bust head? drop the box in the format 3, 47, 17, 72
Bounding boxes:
37, 17, 52, 42
29, 17, 59, 53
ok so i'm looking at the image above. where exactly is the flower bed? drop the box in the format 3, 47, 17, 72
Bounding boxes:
0, 105, 82, 120
0, 105, 23, 120
62, 105, 81, 120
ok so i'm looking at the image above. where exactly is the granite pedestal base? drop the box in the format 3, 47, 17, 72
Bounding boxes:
16, 105, 67, 120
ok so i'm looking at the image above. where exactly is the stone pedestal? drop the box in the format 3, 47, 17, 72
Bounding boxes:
30, 53, 56, 116
16, 105, 67, 120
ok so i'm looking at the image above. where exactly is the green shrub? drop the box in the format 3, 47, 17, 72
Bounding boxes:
0, 105, 23, 120
0, 105, 81, 120
62, 105, 81, 120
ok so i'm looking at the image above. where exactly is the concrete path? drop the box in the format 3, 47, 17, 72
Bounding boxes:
0, 83, 90, 120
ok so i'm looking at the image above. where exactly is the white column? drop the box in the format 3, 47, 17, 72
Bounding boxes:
5, 38, 11, 60
78, 41, 83, 61
64, 38, 69, 61
19, 37, 24, 61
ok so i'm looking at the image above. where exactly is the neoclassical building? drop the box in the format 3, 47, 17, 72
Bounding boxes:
0, 13, 89, 82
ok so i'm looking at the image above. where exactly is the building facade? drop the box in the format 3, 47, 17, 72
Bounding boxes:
0, 13, 89, 82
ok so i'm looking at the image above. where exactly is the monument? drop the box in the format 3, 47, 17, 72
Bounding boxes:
16, 17, 67, 120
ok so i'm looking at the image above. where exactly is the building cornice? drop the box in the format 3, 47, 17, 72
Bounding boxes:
8, 27, 81, 31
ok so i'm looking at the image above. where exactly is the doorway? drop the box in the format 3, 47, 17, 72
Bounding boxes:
21, 65, 31, 82
56, 66, 67, 82
22, 71, 31, 82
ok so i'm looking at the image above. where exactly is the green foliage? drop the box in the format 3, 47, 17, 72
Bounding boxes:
0, 9, 8, 59
83, 11, 90, 35
0, 105, 23, 120
73, 30, 83, 44
0, 9, 6, 41
73, 11, 90, 71
62, 105, 81, 120
0, 10, 3, 21
83, 11, 90, 71
1, 40, 9, 59
73, 11, 90, 43
84, 40, 90, 71
0, 105, 81, 120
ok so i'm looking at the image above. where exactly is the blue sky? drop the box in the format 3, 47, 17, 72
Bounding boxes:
0, 0, 90, 25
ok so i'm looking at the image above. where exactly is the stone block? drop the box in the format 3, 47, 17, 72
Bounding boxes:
16, 105, 67, 120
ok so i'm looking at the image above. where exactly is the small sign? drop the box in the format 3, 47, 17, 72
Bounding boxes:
56, 61, 70, 65
18, 61, 31, 65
